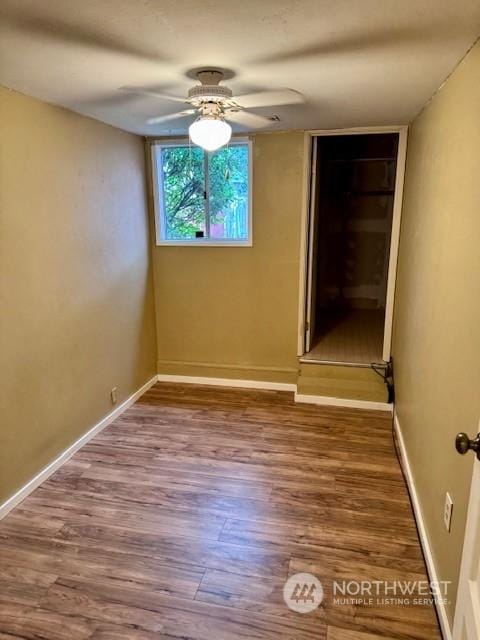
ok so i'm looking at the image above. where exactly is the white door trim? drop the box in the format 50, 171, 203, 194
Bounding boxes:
297, 125, 408, 360
382, 127, 408, 360
453, 448, 480, 640
297, 132, 313, 355
304, 136, 318, 353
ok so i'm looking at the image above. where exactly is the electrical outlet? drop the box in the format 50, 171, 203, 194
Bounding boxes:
444, 493, 453, 532
110, 387, 118, 405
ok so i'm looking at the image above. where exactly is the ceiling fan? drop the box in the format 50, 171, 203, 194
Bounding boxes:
121, 69, 304, 151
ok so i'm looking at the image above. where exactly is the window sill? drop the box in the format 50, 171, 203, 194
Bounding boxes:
155, 240, 253, 247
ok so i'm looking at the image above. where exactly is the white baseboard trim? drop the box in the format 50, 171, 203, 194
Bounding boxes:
393, 413, 452, 640
156, 375, 392, 411
294, 392, 393, 413
157, 359, 297, 375
0, 375, 158, 521
156, 374, 297, 392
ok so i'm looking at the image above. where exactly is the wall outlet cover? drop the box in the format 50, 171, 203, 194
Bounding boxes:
444, 492, 453, 532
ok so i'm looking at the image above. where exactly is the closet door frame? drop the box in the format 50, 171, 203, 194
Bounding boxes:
297, 125, 408, 361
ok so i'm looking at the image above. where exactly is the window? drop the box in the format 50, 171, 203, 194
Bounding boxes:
151, 139, 252, 246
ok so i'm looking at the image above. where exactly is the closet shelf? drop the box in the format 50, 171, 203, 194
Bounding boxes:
330, 157, 396, 164
327, 190, 395, 197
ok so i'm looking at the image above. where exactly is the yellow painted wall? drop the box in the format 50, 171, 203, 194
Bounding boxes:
393, 41, 480, 623
0, 87, 157, 504
151, 132, 305, 384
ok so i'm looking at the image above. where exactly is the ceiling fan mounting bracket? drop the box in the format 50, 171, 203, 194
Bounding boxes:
196, 69, 224, 85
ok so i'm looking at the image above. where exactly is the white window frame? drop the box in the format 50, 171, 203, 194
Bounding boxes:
150, 138, 253, 247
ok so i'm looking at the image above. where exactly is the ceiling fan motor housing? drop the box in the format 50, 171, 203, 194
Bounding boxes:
188, 84, 233, 102
188, 69, 233, 104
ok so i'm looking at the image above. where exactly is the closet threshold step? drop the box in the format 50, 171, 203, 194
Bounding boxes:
299, 357, 387, 369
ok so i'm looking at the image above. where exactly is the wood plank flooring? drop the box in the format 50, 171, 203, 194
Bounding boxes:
0, 383, 441, 639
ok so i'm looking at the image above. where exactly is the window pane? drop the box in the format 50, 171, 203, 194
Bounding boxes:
160, 146, 206, 240
208, 145, 249, 241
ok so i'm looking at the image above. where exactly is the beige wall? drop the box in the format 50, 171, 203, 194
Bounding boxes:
6, 53, 479, 624
0, 88, 157, 504
151, 132, 305, 384
393, 41, 480, 622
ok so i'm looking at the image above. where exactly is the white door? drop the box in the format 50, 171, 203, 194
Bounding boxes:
305, 136, 319, 353
453, 426, 480, 640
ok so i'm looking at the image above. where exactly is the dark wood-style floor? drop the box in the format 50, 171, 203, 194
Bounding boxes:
0, 383, 441, 640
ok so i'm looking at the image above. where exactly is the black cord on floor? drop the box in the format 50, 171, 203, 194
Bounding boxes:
370, 362, 387, 380
371, 360, 395, 403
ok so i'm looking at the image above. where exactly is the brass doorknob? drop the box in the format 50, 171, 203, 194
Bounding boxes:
455, 432, 480, 460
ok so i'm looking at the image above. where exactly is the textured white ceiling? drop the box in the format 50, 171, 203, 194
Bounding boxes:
1, 0, 479, 135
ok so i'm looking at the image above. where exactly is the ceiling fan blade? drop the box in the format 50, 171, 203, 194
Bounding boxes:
251, 27, 422, 65
119, 86, 188, 104
2, 10, 166, 64
147, 110, 196, 125
226, 110, 273, 129
234, 89, 303, 109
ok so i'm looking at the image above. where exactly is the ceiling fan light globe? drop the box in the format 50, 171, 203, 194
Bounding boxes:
189, 117, 232, 151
